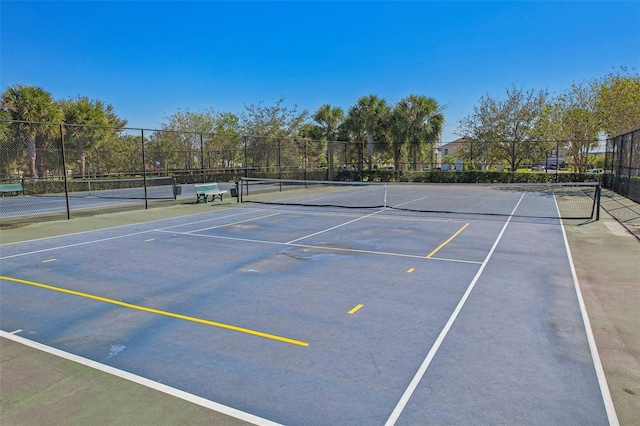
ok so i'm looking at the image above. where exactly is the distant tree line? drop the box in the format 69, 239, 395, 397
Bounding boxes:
456, 68, 640, 172
1, 67, 638, 179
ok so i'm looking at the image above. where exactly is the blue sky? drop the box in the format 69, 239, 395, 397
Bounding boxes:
2, 1, 639, 142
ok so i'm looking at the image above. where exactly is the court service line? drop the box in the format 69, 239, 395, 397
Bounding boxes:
155, 229, 483, 265
0, 209, 273, 261
286, 209, 385, 244
0, 229, 156, 260
184, 212, 282, 233
384, 193, 525, 426
0, 275, 308, 348
0, 331, 282, 426
0, 208, 269, 252
426, 223, 470, 258
0, 207, 265, 248
156, 208, 271, 231
264, 206, 463, 224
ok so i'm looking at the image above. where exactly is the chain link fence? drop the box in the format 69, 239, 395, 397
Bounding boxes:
604, 128, 640, 203
1, 120, 609, 225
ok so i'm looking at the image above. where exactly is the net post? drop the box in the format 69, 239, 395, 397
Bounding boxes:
383, 183, 388, 208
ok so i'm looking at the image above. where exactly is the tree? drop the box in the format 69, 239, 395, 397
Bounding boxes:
157, 108, 219, 171
209, 111, 242, 169
596, 68, 640, 137
98, 134, 141, 175
297, 123, 327, 168
1, 85, 63, 177
548, 82, 600, 172
312, 104, 344, 140
240, 97, 308, 138
456, 84, 550, 172
313, 104, 344, 174
344, 95, 390, 171
61, 96, 126, 176
392, 95, 444, 171
240, 97, 308, 172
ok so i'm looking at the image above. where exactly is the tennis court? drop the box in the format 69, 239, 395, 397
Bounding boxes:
0, 181, 615, 425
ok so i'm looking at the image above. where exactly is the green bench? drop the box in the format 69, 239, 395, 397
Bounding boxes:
0, 182, 25, 197
194, 183, 227, 203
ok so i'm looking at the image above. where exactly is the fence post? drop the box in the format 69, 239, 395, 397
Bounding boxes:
244, 136, 248, 179
278, 138, 282, 180
303, 140, 308, 181
60, 124, 71, 220
628, 131, 634, 185
200, 133, 205, 183
141, 129, 148, 209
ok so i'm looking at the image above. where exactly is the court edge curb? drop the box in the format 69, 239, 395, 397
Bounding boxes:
0, 330, 282, 426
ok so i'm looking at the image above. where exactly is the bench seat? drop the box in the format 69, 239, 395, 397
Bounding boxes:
0, 183, 24, 196
194, 183, 227, 203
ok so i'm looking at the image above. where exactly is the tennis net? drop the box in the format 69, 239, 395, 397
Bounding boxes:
238, 178, 601, 220
25, 176, 178, 200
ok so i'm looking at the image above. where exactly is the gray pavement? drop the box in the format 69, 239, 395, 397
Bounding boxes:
0, 191, 638, 425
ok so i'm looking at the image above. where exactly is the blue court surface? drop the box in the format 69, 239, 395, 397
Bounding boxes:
0, 199, 615, 425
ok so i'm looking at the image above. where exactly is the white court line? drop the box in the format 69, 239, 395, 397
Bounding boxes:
0, 230, 157, 260
556, 198, 620, 425
183, 213, 282, 234
0, 331, 281, 426
384, 192, 526, 426
286, 209, 385, 244
0, 206, 269, 247
157, 208, 268, 230
154, 228, 483, 265
0, 209, 271, 260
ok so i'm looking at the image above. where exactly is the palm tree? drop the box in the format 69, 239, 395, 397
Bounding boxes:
346, 95, 390, 171
393, 95, 444, 171
313, 104, 344, 177
1, 85, 62, 177
61, 96, 126, 176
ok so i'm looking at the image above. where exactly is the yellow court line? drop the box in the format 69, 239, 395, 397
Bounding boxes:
348, 304, 364, 315
407, 268, 415, 273
426, 223, 470, 258
42, 259, 56, 263
0, 275, 308, 347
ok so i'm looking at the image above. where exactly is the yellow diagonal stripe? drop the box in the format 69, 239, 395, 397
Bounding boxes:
426, 223, 470, 258
348, 304, 364, 315
0, 275, 308, 347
